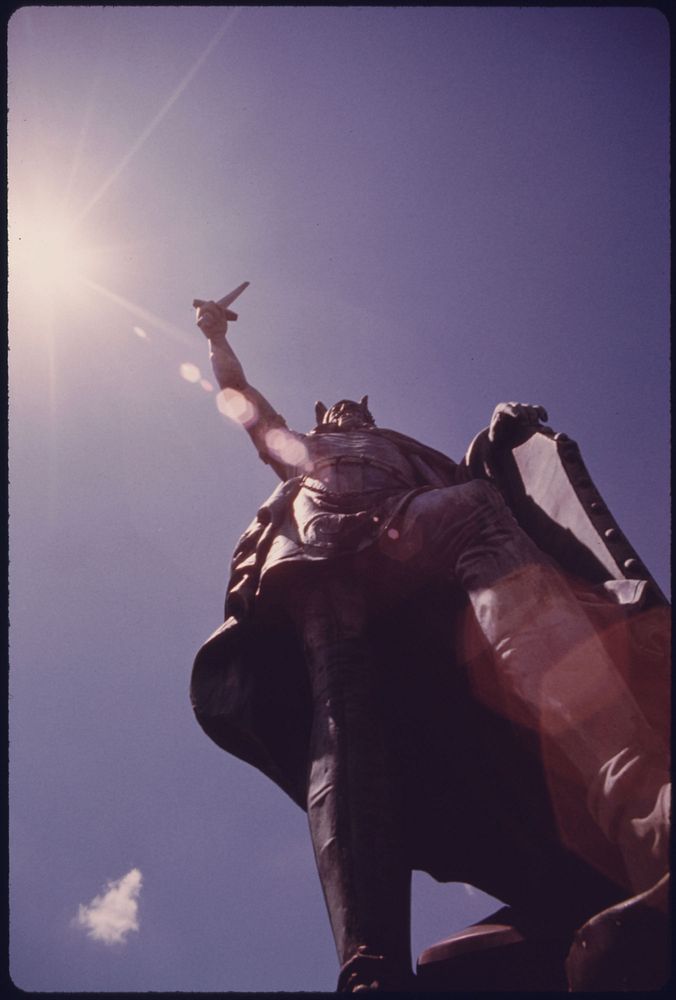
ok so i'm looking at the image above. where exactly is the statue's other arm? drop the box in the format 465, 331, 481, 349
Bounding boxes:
488, 401, 548, 447
195, 300, 300, 479
458, 401, 549, 482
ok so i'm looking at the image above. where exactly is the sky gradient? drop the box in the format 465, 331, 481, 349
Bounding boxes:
8, 5, 670, 992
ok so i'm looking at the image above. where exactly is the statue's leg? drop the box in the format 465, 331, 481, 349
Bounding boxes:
388, 480, 669, 896
291, 573, 414, 991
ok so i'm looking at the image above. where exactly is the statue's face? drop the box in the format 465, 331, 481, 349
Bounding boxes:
324, 399, 374, 430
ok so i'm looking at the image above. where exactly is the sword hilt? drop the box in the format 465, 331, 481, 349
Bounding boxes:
193, 281, 249, 333
193, 300, 239, 321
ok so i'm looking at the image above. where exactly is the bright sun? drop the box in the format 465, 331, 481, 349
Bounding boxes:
9, 202, 96, 313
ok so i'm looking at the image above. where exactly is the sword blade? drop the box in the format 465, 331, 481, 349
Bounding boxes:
217, 281, 250, 309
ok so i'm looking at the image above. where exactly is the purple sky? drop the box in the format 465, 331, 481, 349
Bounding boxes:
8, 5, 670, 992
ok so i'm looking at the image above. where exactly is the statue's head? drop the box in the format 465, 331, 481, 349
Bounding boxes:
312, 396, 375, 432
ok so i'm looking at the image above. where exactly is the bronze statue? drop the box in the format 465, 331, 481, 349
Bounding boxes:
191, 288, 670, 992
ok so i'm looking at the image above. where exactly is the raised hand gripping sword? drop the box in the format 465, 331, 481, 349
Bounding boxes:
193, 281, 250, 334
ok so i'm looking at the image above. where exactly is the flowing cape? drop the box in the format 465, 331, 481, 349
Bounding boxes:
191, 429, 464, 811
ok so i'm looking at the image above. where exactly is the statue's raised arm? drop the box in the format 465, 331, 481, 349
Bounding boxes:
193, 289, 300, 479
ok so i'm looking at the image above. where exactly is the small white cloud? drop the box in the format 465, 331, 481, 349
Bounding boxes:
75, 868, 143, 945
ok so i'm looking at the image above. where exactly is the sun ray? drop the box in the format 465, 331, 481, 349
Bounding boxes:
74, 7, 243, 226
62, 74, 103, 215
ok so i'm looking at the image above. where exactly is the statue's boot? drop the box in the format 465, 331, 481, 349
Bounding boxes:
565, 872, 670, 991
295, 577, 414, 991
586, 746, 670, 895
563, 755, 670, 991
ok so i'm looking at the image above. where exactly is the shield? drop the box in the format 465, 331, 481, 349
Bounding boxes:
465, 425, 667, 606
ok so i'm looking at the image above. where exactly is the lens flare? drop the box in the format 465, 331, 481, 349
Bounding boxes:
179, 362, 201, 383
265, 428, 310, 469
216, 388, 257, 426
